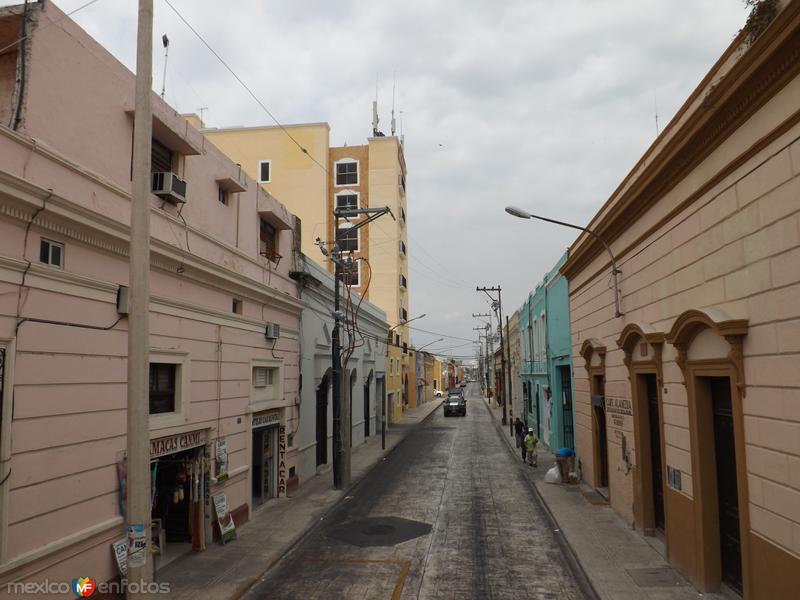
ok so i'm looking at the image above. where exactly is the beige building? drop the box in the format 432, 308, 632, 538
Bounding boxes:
563, 4, 800, 598
203, 125, 411, 419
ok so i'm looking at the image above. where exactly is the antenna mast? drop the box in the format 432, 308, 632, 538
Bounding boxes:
372, 73, 380, 136
160, 34, 169, 100
391, 71, 396, 136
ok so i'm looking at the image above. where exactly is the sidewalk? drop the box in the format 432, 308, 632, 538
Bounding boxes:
159, 400, 442, 600
483, 398, 724, 600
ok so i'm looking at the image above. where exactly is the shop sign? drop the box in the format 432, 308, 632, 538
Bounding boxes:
605, 397, 632, 429
150, 430, 205, 459
111, 538, 128, 578
252, 410, 281, 429
278, 426, 287, 497
212, 492, 237, 544
215, 439, 229, 482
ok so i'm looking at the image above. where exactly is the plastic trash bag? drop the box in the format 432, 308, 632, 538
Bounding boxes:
544, 466, 562, 484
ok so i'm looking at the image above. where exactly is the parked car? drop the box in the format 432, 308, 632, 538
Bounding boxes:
443, 395, 466, 417
434, 389, 444, 398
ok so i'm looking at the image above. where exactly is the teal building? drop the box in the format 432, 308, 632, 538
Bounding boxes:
518, 252, 575, 450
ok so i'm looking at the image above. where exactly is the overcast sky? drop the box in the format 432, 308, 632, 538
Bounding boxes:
18, 0, 750, 359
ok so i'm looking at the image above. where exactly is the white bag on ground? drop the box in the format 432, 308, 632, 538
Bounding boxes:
544, 466, 562, 484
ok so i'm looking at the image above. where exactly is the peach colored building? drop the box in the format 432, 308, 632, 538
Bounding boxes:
563, 3, 800, 598
0, 1, 303, 591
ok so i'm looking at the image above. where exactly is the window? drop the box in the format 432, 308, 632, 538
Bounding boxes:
258, 160, 271, 183
151, 138, 174, 173
218, 185, 229, 205
399, 274, 407, 289
335, 160, 358, 186
149, 363, 176, 414
260, 218, 279, 262
335, 192, 358, 211
39, 239, 64, 268
342, 256, 360, 287
232, 298, 242, 314
252, 366, 274, 388
400, 207, 406, 223
399, 240, 406, 255
337, 224, 359, 252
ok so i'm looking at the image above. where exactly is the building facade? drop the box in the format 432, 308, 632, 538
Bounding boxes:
563, 4, 800, 597
0, 1, 303, 587
295, 257, 387, 484
507, 310, 522, 423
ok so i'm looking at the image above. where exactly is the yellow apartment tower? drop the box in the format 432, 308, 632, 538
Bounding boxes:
202, 119, 411, 420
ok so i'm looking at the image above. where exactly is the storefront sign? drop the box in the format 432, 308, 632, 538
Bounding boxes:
278, 426, 287, 497
212, 492, 237, 544
150, 431, 206, 459
111, 538, 128, 578
605, 397, 632, 429
252, 410, 281, 429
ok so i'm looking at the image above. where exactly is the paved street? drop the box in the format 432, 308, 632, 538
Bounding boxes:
244, 384, 584, 600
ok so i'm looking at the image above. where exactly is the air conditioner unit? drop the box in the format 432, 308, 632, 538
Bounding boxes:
265, 323, 281, 339
152, 172, 187, 204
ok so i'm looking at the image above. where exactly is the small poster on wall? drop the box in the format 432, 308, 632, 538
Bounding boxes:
212, 492, 237, 544
215, 439, 229, 483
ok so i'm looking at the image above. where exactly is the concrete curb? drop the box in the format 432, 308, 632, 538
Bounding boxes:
483, 399, 601, 600
231, 401, 441, 600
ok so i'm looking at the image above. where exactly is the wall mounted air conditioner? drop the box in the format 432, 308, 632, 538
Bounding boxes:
152, 172, 187, 204
265, 323, 281, 339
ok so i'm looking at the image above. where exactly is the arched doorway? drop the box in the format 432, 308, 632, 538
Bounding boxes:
581, 339, 608, 493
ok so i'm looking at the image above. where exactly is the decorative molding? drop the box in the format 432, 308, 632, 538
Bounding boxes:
616, 322, 666, 386
666, 308, 749, 395
580, 338, 606, 375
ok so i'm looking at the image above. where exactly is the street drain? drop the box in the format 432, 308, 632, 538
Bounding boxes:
326, 516, 432, 547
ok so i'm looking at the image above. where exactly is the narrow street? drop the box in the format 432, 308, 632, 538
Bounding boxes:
244, 384, 584, 600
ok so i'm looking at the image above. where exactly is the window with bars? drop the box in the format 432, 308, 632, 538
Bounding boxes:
335, 161, 358, 185
337, 225, 358, 252
149, 363, 176, 414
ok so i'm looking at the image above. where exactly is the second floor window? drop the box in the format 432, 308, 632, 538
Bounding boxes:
149, 363, 176, 414
335, 161, 358, 185
39, 238, 64, 268
336, 192, 358, 211
151, 138, 174, 173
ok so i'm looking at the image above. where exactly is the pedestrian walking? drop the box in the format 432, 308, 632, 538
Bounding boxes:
524, 428, 538, 467
514, 418, 524, 449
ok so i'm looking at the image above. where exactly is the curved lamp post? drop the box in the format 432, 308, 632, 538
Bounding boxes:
415, 337, 444, 352
505, 206, 622, 318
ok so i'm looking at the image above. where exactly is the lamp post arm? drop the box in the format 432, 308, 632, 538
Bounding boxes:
527, 214, 622, 318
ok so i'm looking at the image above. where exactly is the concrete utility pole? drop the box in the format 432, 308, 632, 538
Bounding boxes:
127, 0, 153, 592
477, 287, 508, 426
330, 206, 393, 490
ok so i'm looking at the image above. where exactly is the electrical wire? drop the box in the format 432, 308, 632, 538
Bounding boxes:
162, 0, 329, 176
0, 0, 104, 56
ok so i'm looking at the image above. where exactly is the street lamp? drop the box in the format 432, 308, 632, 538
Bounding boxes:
390, 313, 426, 331
505, 206, 623, 317
415, 337, 444, 351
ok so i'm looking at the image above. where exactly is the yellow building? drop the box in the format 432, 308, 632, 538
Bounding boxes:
202, 121, 411, 418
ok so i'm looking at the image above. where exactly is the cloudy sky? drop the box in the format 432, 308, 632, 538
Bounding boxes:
18, 0, 750, 359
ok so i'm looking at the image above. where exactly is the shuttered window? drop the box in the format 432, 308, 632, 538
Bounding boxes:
253, 366, 274, 388
151, 138, 173, 173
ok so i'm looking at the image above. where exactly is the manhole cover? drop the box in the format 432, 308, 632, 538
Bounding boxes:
326, 516, 432, 547
626, 567, 687, 587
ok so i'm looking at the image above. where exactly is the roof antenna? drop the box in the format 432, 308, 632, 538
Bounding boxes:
391, 71, 397, 136
160, 34, 170, 100
372, 73, 380, 136
654, 89, 660, 137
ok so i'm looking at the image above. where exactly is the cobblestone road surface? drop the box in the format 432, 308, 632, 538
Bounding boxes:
243, 385, 584, 600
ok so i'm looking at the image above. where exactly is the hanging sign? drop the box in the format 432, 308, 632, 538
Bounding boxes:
278, 426, 287, 497
150, 430, 205, 459
215, 439, 229, 482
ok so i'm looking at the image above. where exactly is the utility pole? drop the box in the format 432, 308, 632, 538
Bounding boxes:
473, 326, 486, 395
506, 315, 514, 437
328, 206, 394, 490
127, 0, 153, 593
477, 286, 508, 425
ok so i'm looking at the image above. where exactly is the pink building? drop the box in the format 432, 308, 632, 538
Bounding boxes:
563, 3, 800, 598
0, 1, 303, 591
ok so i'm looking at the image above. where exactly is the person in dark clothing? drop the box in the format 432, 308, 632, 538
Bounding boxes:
514, 418, 526, 460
